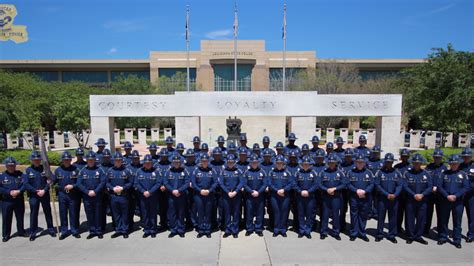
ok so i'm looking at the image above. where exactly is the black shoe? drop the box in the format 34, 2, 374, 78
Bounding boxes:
233, 234, 238, 238
455, 243, 462, 249
320, 234, 327, 240
437, 240, 447, 245
86, 234, 95, 240
298, 234, 304, 238
111, 232, 122, 239
179, 233, 185, 238
245, 231, 253, 236
406, 239, 413, 244
97, 234, 104, 239
2, 236, 9, 242
466, 238, 473, 243
168, 233, 177, 238
73, 233, 81, 239
350, 236, 356, 241
334, 235, 341, 241
387, 237, 397, 244
281, 232, 287, 237
223, 233, 231, 238
197, 233, 204, 238
256, 232, 263, 237
375, 236, 383, 242
143, 233, 150, 238
360, 236, 370, 242
49, 232, 57, 238
206, 234, 211, 238
59, 234, 67, 240
272, 233, 278, 237
151, 234, 156, 238
306, 234, 312, 239
415, 238, 428, 245
18, 232, 28, 237
123, 234, 129, 239
29, 235, 36, 241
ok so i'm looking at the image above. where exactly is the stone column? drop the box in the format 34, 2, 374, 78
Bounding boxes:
425, 131, 438, 149
376, 116, 402, 158
151, 128, 160, 142
352, 129, 361, 146
290, 117, 317, 147
90, 117, 115, 152
251, 65, 269, 91
138, 128, 147, 145
124, 128, 134, 143
175, 117, 200, 147
326, 128, 335, 143
114, 129, 121, 147
409, 130, 421, 149
339, 128, 349, 143
367, 129, 376, 147
53, 131, 65, 149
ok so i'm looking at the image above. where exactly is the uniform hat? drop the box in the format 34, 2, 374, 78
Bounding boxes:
326, 154, 338, 163
310, 136, 320, 143
61, 151, 73, 160
159, 149, 169, 156
288, 133, 297, 141
262, 149, 273, 157
460, 148, 472, 157
143, 154, 153, 163
240, 134, 247, 141
95, 138, 108, 146
359, 135, 367, 142
354, 153, 366, 162
289, 151, 297, 158
227, 142, 237, 151
217, 136, 225, 143
171, 155, 182, 162
226, 154, 236, 162
185, 149, 195, 157
113, 152, 123, 160
192, 136, 201, 143
371, 145, 382, 153
176, 143, 185, 151
301, 156, 312, 164
447, 154, 463, 164
238, 147, 248, 155
275, 142, 284, 150
275, 155, 286, 163
201, 143, 209, 150
315, 149, 326, 158
431, 148, 444, 157
252, 143, 261, 151
212, 147, 222, 155
165, 136, 174, 144
250, 154, 260, 163
200, 154, 210, 161
262, 136, 270, 143
400, 148, 410, 157
344, 148, 354, 157
383, 153, 395, 162
326, 142, 334, 149
30, 150, 42, 160
75, 148, 85, 156
131, 150, 140, 159
123, 141, 134, 149
302, 144, 310, 151
102, 149, 111, 157
335, 137, 344, 144
85, 151, 96, 160
3, 156, 17, 165
409, 154, 427, 164
147, 143, 158, 150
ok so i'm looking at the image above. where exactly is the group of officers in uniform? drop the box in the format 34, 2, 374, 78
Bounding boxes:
1, 133, 473, 249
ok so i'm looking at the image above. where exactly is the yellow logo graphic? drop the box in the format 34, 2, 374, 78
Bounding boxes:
0, 4, 28, 43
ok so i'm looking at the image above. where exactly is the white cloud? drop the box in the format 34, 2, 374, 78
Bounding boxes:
205, 29, 232, 40
107, 47, 118, 55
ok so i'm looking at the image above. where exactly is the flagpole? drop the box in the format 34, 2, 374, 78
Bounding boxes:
233, 2, 238, 91
282, 2, 287, 91
186, 4, 190, 92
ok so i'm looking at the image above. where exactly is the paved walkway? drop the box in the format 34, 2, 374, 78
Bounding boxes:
0, 203, 472, 265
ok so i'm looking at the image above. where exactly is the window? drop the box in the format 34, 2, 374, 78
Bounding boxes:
359, 70, 400, 80
159, 68, 196, 79
62, 71, 108, 83
269, 68, 304, 91
213, 64, 252, 91
29, 71, 60, 82
111, 71, 150, 81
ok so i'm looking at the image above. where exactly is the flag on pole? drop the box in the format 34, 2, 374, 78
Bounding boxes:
233, 3, 238, 38
185, 5, 190, 41
282, 3, 287, 40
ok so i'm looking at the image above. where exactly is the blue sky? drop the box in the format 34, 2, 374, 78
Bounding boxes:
0, 0, 473, 60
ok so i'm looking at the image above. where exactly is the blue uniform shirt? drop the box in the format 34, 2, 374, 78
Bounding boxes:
460, 162, 474, 191
23, 165, 50, 195
402, 169, 433, 198
219, 167, 244, 193
347, 168, 375, 194
192, 167, 218, 192
294, 168, 319, 193
426, 163, 447, 187
243, 167, 267, 194
106, 166, 133, 195
438, 169, 470, 199
268, 168, 294, 192
134, 167, 162, 194
318, 167, 347, 193
163, 168, 190, 192
374, 168, 403, 197
0, 170, 24, 200
77, 166, 106, 194
53, 165, 80, 193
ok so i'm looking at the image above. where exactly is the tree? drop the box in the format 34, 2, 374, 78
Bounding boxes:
399, 44, 474, 134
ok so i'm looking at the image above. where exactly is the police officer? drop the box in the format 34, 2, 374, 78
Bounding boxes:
191, 154, 218, 238
403, 154, 432, 245
0, 157, 27, 242
184, 148, 198, 230
53, 151, 81, 239
268, 155, 294, 237
295, 156, 319, 239
424, 149, 447, 236
460, 148, 474, 243
347, 153, 374, 241
300, 144, 311, 160
262, 136, 276, 157
333, 137, 345, 160
275, 142, 285, 156
243, 155, 267, 237
24, 151, 56, 241
224, 141, 238, 159
318, 154, 347, 240
192, 136, 201, 154
200, 143, 210, 159
395, 148, 411, 233
284, 133, 301, 157
176, 143, 186, 158
99, 148, 113, 233
220, 154, 244, 238
236, 147, 250, 172
216, 136, 227, 152
73, 147, 87, 171
339, 148, 355, 231
367, 145, 383, 220
106, 152, 133, 238
165, 136, 176, 154
309, 136, 323, 161
437, 154, 469, 248
374, 153, 403, 243
210, 147, 226, 230
286, 151, 300, 231
147, 142, 160, 162
164, 155, 190, 238
77, 151, 106, 239
155, 149, 171, 231
313, 149, 327, 174
135, 155, 162, 238
127, 150, 142, 233
239, 134, 250, 151
252, 143, 262, 158
260, 149, 275, 231
122, 141, 134, 165
94, 138, 108, 164
325, 142, 334, 157
355, 135, 371, 157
